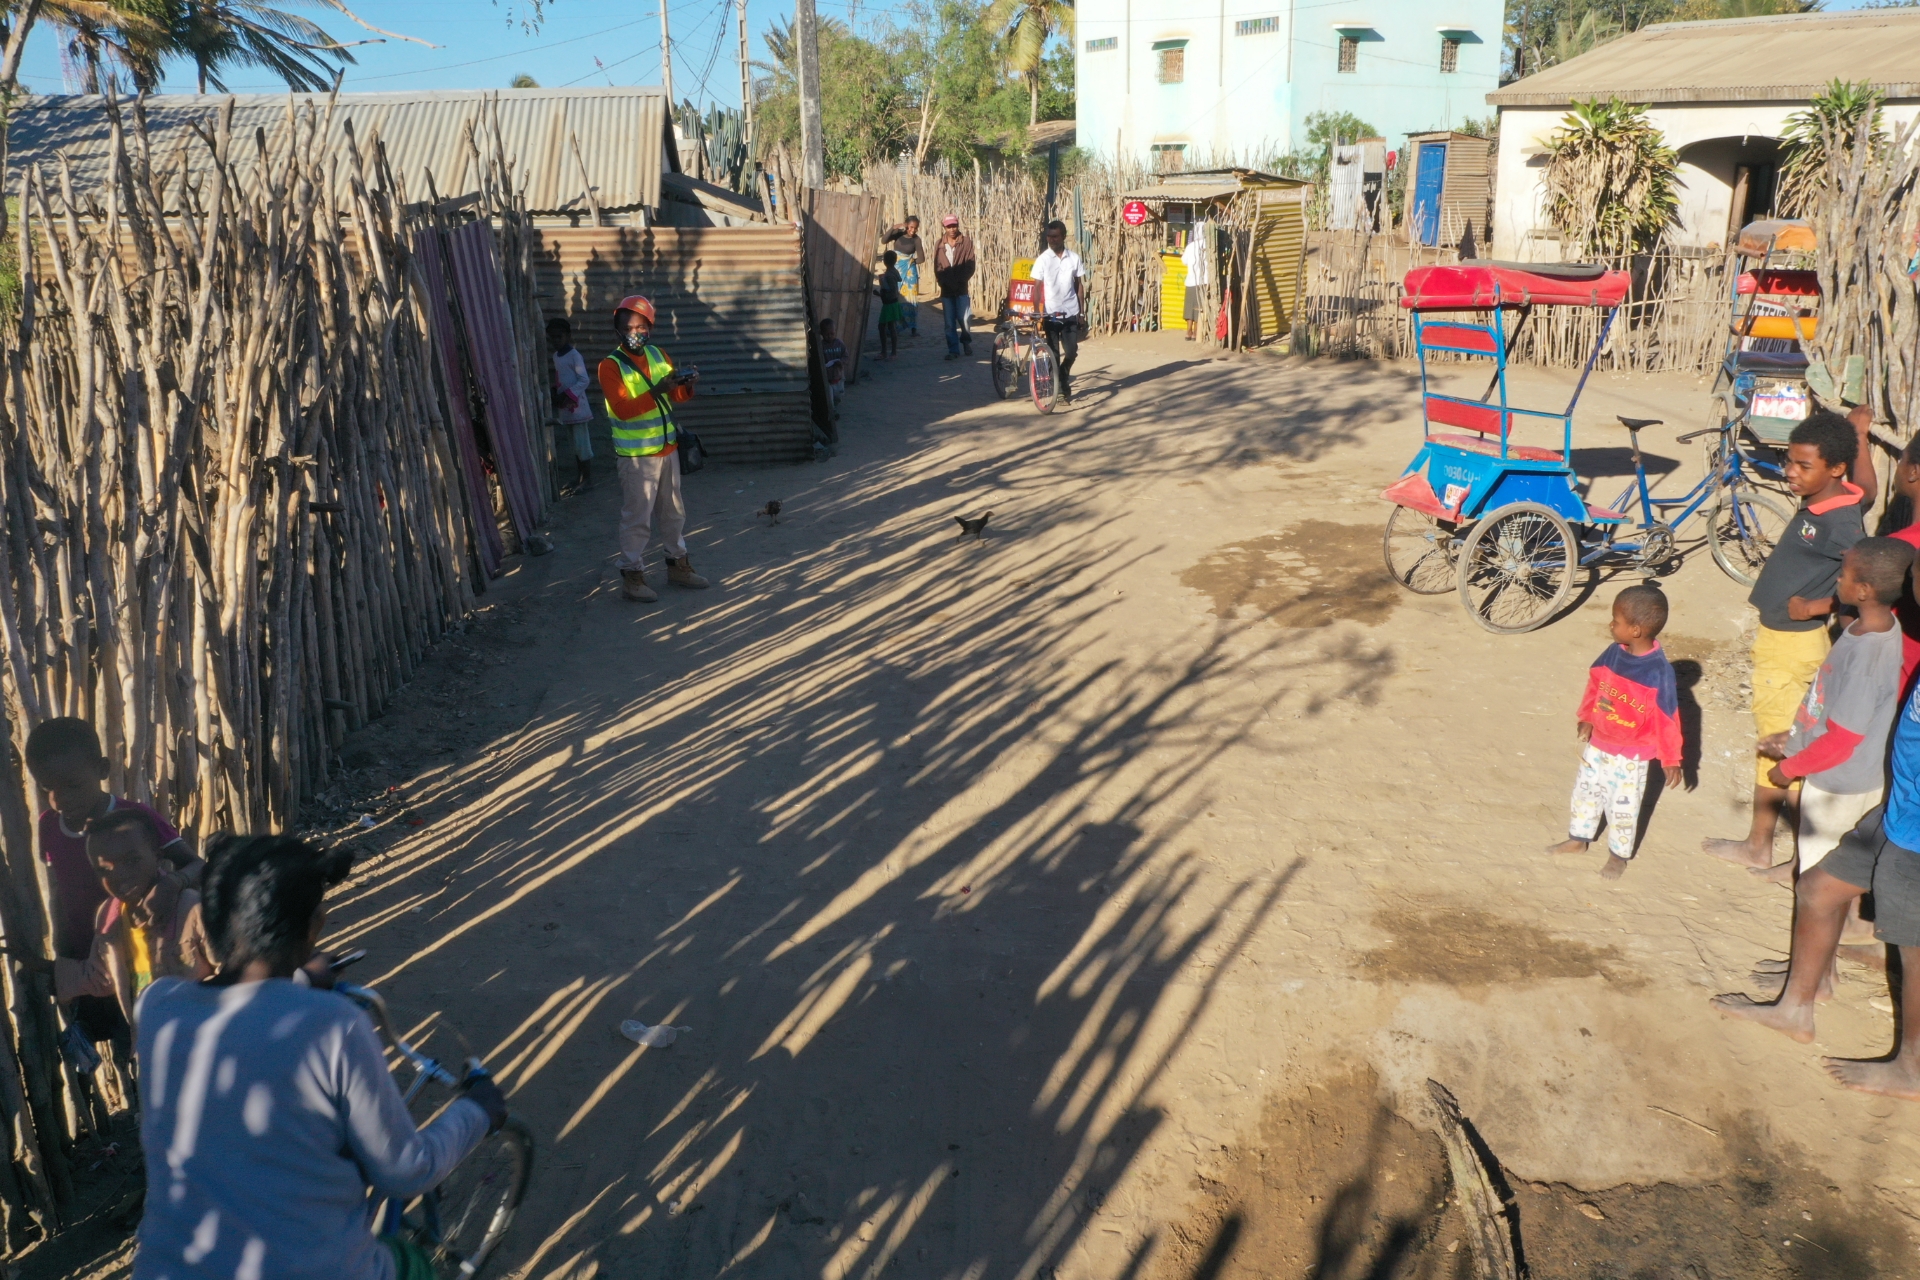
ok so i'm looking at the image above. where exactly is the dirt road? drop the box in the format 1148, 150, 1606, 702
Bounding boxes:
230, 328, 1920, 1277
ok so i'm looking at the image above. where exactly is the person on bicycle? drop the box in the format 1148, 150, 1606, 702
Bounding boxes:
1032, 219, 1087, 407
132, 834, 509, 1280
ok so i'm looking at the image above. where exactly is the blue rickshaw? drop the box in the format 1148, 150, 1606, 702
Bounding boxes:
1381, 262, 1790, 634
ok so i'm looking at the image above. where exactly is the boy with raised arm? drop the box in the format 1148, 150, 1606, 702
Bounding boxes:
1703, 412, 1865, 870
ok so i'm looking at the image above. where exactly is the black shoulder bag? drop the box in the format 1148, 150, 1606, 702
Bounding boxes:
621, 346, 707, 475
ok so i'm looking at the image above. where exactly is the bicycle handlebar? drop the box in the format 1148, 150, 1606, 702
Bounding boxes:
337, 980, 465, 1089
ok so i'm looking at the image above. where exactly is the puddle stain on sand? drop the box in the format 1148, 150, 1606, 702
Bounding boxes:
1154, 1070, 1910, 1280
1180, 521, 1401, 628
1361, 905, 1646, 991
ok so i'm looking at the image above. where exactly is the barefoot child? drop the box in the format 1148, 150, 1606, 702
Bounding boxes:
1548, 585, 1684, 879
1713, 551, 1920, 1100
1760, 538, 1911, 878
1703, 413, 1865, 870
875, 251, 904, 361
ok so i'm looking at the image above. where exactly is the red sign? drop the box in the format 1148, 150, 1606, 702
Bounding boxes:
1122, 200, 1150, 226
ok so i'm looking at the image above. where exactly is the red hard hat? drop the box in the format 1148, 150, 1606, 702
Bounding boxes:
613, 295, 656, 326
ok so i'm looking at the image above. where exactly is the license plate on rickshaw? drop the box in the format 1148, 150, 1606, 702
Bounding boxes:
1750, 379, 1808, 421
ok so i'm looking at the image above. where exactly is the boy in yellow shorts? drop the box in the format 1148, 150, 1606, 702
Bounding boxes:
1704, 412, 1866, 868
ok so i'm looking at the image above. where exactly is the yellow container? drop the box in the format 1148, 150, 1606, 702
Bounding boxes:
1160, 252, 1188, 331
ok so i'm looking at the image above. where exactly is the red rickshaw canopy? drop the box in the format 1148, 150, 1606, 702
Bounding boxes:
1400, 263, 1631, 311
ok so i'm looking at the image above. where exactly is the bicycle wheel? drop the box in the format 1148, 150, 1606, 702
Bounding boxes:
989, 324, 1020, 400
1456, 503, 1578, 634
1382, 505, 1460, 594
1706, 488, 1793, 588
1029, 339, 1058, 414
421, 1116, 534, 1279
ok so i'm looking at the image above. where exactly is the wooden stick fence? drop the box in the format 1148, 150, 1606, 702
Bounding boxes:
0, 93, 537, 1247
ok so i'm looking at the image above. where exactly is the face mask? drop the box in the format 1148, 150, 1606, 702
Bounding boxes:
623, 329, 648, 351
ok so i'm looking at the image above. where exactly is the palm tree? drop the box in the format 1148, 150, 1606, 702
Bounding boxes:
1542, 97, 1678, 256
981, 0, 1070, 126
1777, 79, 1886, 216
45, 0, 167, 92
1543, 11, 1619, 68
509, 72, 537, 87
168, 0, 360, 93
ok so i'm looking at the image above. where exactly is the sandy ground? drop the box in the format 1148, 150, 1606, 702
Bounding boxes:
37, 316, 1920, 1279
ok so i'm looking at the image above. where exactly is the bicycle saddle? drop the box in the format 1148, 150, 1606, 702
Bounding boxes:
1616, 416, 1664, 430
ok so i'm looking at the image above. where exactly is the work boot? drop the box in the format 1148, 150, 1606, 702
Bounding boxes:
667, 556, 710, 589
577, 458, 593, 491
621, 568, 658, 602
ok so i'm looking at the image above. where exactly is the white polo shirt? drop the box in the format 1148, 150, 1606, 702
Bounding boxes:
1031, 246, 1086, 317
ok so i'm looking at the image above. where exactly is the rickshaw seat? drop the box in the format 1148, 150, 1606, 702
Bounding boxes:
1429, 433, 1564, 462
1424, 396, 1564, 462
1726, 350, 1809, 372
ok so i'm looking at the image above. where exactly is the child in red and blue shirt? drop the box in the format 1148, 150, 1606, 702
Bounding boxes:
1548, 585, 1685, 880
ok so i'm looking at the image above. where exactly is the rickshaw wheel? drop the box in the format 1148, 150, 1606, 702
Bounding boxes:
1382, 506, 1459, 594
1456, 502, 1578, 635
1707, 488, 1793, 588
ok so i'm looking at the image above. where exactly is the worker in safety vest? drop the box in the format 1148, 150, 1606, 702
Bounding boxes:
599, 295, 708, 602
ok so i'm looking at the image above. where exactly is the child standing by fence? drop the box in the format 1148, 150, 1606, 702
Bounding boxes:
875, 251, 904, 362
1548, 585, 1684, 879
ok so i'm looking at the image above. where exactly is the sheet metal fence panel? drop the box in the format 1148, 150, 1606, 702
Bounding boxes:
531, 225, 816, 464
448, 221, 546, 537
412, 230, 505, 577
1251, 189, 1308, 345
799, 188, 884, 383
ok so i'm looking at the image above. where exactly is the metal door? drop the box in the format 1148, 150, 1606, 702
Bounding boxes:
1413, 142, 1448, 246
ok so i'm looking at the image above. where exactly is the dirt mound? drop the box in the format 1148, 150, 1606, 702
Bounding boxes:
1152, 1069, 1909, 1280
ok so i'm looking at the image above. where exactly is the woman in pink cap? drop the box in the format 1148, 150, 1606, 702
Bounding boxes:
932, 215, 976, 360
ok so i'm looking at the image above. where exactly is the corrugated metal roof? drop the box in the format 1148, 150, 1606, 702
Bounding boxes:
5, 88, 677, 214
1488, 10, 1920, 107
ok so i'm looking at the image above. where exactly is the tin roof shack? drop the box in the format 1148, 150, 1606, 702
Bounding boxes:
6, 87, 681, 224
1402, 131, 1493, 250
1486, 10, 1920, 261
1118, 169, 1310, 347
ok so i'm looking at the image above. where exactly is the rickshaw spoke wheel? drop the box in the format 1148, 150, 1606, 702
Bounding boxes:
1382, 505, 1459, 594
1706, 488, 1793, 588
1457, 502, 1578, 635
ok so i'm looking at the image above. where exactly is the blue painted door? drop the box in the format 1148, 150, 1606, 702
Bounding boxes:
1413, 142, 1448, 245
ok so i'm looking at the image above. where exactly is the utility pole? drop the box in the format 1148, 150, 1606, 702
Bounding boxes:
738, 0, 753, 151
795, 0, 824, 188
660, 0, 676, 113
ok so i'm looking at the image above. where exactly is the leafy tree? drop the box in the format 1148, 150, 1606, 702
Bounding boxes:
1503, 0, 1675, 81
1671, 0, 1817, 17
1542, 97, 1677, 254
755, 14, 915, 179
1777, 78, 1885, 215
981, 0, 1071, 125
509, 72, 537, 87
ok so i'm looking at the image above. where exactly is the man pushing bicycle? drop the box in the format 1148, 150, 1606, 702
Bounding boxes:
1031, 219, 1088, 408
132, 834, 508, 1280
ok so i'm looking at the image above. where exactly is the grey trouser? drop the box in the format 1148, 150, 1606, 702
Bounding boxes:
616, 451, 687, 568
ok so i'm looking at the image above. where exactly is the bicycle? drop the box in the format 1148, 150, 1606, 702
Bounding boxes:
988, 312, 1059, 413
335, 954, 534, 1280
1586, 413, 1794, 587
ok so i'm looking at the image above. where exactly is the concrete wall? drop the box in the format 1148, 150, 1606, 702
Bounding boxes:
1490, 99, 1920, 260
1077, 0, 1502, 168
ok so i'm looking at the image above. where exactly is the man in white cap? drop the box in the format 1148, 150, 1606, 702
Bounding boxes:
933, 215, 976, 360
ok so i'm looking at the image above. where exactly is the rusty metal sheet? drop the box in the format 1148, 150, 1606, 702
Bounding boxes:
447, 221, 545, 538
801, 188, 884, 383
412, 229, 505, 577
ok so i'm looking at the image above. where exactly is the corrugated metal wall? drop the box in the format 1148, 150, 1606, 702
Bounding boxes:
1250, 190, 1307, 346
1405, 132, 1495, 250
800, 188, 884, 383
532, 226, 815, 465
8, 88, 673, 216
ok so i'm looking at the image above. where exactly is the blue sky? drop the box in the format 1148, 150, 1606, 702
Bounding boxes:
8, 0, 1890, 105
9, 0, 923, 106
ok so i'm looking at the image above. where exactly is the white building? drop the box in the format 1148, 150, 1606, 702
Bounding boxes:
1487, 10, 1920, 261
1076, 0, 1503, 170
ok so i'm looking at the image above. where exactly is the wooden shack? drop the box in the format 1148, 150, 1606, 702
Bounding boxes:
1403, 131, 1495, 249
1117, 169, 1311, 347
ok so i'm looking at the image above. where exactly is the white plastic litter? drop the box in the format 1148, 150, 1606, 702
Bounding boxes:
620, 1021, 690, 1048
357, 814, 376, 828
